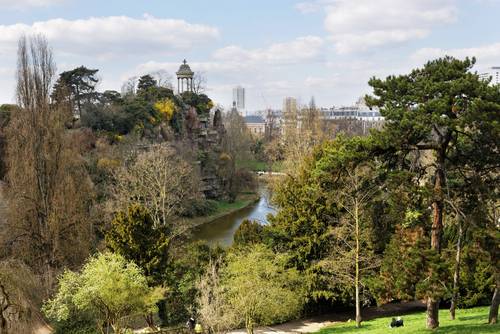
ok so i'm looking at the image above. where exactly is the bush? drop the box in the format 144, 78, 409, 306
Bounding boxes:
51, 313, 99, 334
43, 252, 165, 334
234, 220, 264, 246
160, 242, 225, 326
222, 245, 304, 332
181, 199, 218, 218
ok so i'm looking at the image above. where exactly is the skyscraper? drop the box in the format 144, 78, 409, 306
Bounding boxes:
282, 97, 297, 114
232, 86, 245, 111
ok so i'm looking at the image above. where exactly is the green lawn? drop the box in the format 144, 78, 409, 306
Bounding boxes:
316, 307, 498, 334
213, 198, 252, 213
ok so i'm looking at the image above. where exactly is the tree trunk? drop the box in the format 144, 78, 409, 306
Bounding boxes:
450, 219, 463, 320
427, 155, 445, 329
145, 312, 157, 330
246, 315, 253, 334
489, 274, 499, 324
427, 297, 440, 329
355, 199, 361, 328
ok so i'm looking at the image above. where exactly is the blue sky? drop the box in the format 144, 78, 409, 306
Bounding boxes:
0, 0, 499, 111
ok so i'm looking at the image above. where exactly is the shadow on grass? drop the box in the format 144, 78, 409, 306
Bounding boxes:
457, 314, 487, 321
318, 323, 499, 334
435, 323, 499, 334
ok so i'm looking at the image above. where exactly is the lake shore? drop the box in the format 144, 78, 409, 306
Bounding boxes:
187, 192, 260, 229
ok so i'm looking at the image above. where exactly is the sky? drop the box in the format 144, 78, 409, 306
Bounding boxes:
0, 0, 499, 111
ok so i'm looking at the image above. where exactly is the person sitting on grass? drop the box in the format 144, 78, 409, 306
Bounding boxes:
390, 317, 404, 328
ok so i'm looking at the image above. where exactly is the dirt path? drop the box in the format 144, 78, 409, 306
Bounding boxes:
228, 301, 426, 333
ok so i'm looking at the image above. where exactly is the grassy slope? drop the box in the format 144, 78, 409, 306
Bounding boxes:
186, 192, 259, 228
316, 306, 498, 334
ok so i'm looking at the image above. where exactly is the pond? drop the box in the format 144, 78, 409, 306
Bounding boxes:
191, 183, 276, 247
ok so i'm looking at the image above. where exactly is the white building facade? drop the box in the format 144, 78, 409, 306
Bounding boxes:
480, 67, 500, 85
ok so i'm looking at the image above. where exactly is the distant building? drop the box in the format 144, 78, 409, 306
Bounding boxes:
318, 106, 383, 122
479, 67, 500, 85
318, 97, 383, 122
283, 97, 297, 114
232, 86, 245, 112
244, 115, 266, 137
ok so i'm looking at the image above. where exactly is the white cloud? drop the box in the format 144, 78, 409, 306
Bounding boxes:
295, 0, 334, 14
0, 0, 64, 9
122, 61, 243, 82
0, 67, 12, 75
314, 0, 457, 53
123, 36, 326, 110
304, 75, 337, 88
412, 42, 500, 69
0, 15, 219, 57
213, 36, 324, 64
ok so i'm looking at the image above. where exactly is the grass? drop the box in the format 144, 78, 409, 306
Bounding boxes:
315, 306, 498, 334
213, 198, 252, 213
186, 192, 259, 228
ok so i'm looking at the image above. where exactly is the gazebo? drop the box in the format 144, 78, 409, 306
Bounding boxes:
176, 59, 194, 94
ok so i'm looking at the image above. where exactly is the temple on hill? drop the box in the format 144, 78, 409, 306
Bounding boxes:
176, 59, 194, 94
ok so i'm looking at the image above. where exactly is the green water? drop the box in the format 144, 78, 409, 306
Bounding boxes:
192, 184, 275, 246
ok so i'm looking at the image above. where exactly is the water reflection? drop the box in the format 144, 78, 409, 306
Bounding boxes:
192, 183, 276, 247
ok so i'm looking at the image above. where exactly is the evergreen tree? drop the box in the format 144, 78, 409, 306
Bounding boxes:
52, 66, 99, 117
366, 56, 500, 329
105, 204, 169, 285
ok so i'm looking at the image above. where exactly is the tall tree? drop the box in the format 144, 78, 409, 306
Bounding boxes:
366, 56, 500, 329
0, 105, 14, 180
137, 74, 157, 92
2, 35, 94, 291
313, 137, 382, 328
52, 66, 99, 117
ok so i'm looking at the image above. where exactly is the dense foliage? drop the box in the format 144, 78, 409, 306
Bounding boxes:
42, 253, 165, 334
1, 34, 498, 334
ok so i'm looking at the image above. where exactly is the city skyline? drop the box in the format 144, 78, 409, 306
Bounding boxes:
0, 0, 499, 110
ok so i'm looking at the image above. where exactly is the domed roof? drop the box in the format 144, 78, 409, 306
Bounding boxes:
176, 59, 194, 77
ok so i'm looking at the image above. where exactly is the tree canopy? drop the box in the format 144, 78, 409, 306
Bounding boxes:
42, 252, 165, 334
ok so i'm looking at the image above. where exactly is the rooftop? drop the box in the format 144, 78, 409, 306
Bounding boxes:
244, 115, 265, 124
176, 59, 194, 77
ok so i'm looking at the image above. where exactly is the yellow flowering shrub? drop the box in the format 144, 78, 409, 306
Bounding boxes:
154, 99, 176, 121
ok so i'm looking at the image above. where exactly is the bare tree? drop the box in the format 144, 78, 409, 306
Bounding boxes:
2, 35, 94, 291
110, 144, 201, 235
196, 259, 235, 334
223, 109, 252, 163
121, 76, 138, 96
321, 163, 382, 328
193, 71, 207, 94
281, 100, 328, 174
149, 70, 174, 89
